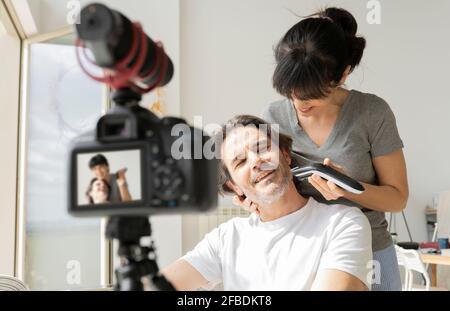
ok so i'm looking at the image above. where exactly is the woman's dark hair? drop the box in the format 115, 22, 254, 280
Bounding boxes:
88, 154, 109, 169
273, 7, 366, 100
85, 178, 111, 204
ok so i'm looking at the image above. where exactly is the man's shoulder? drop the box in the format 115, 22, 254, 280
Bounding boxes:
310, 199, 368, 227
310, 199, 371, 251
214, 215, 253, 234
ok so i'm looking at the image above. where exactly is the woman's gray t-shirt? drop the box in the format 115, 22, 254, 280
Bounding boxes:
263, 89, 404, 252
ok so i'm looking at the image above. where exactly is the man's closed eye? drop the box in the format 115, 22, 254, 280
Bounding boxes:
235, 159, 245, 169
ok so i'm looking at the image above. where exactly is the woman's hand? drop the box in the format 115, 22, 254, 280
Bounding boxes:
232, 195, 260, 215
307, 158, 348, 201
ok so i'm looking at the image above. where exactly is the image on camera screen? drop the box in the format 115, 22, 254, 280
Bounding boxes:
77, 150, 142, 206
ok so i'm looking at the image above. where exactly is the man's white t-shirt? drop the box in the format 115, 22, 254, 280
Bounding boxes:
182, 197, 372, 290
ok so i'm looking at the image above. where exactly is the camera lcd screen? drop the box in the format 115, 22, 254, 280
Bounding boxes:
77, 149, 142, 206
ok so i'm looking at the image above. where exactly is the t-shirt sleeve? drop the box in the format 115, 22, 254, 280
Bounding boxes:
262, 105, 275, 124
368, 98, 404, 158
261, 100, 295, 138
108, 174, 122, 203
181, 225, 223, 284
317, 208, 373, 289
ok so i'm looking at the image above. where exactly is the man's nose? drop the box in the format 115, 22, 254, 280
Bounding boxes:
248, 151, 263, 170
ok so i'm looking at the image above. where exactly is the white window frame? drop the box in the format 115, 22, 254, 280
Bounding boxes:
0, 0, 21, 277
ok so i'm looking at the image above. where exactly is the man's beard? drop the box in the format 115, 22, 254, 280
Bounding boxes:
245, 158, 292, 206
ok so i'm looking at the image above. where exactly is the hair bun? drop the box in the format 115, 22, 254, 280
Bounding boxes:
348, 36, 366, 69
322, 7, 357, 37
321, 7, 366, 69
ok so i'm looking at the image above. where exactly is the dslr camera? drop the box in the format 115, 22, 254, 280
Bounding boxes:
68, 3, 218, 218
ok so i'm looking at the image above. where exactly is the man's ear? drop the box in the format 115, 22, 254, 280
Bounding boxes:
281, 149, 292, 166
226, 180, 244, 196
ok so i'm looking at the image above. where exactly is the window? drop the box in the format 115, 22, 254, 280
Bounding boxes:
19, 33, 107, 290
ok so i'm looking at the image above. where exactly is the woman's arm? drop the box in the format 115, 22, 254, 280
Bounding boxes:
308, 150, 409, 213
346, 149, 409, 212
116, 169, 132, 202
117, 182, 132, 202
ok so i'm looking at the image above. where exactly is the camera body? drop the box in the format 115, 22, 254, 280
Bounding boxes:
69, 97, 218, 217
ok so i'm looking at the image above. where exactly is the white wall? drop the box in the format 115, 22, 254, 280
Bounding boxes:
349, 0, 450, 243
180, 0, 450, 244
0, 9, 21, 275
26, 0, 40, 29
0, 18, 5, 34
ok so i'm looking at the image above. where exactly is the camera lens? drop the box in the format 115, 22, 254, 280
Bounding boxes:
76, 3, 174, 89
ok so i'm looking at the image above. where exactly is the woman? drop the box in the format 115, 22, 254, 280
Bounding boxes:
237, 7, 408, 290
86, 177, 111, 204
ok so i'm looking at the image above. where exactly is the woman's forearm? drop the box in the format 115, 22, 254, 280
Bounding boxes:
118, 184, 132, 202
344, 182, 408, 213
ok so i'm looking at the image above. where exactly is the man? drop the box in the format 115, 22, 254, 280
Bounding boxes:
88, 154, 131, 203
161, 115, 372, 290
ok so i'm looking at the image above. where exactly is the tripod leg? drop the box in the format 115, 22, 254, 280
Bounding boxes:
389, 212, 393, 233
401, 210, 414, 243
